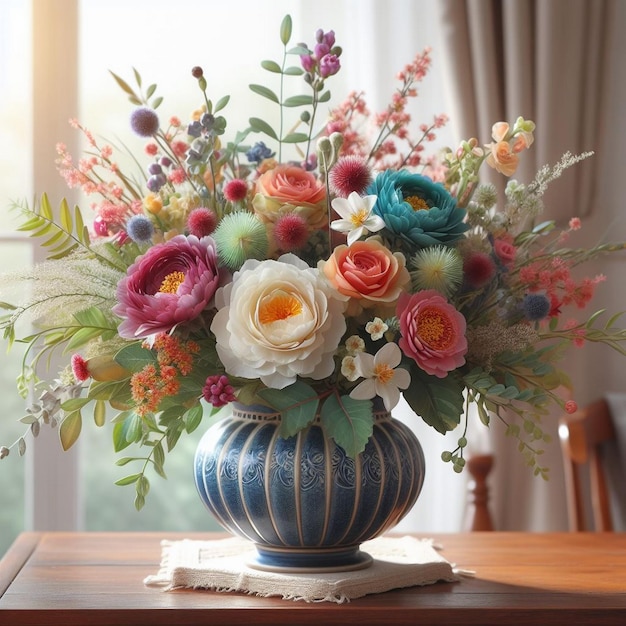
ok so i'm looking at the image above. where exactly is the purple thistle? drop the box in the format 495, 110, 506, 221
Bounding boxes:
130, 107, 159, 137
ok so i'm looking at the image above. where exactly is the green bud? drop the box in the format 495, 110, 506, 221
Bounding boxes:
441, 450, 452, 463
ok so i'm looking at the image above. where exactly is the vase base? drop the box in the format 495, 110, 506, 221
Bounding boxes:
247, 544, 374, 573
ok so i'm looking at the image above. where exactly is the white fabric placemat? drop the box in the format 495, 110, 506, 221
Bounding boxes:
144, 535, 461, 603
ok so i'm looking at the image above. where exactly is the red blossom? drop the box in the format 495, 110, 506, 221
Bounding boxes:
71, 354, 90, 382
223, 179, 249, 202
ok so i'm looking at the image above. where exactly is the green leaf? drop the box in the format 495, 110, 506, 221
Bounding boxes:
115, 342, 157, 372
184, 404, 204, 434
488, 384, 506, 396
402, 365, 464, 434
249, 84, 279, 103
74, 205, 88, 243
248, 117, 278, 140
287, 45, 310, 55
282, 95, 313, 107
65, 327, 106, 350
153, 441, 167, 479
113, 413, 142, 451
280, 14, 292, 45
59, 198, 72, 232
214, 94, 230, 113
136, 475, 150, 497
166, 424, 183, 452
476, 402, 491, 426
88, 380, 131, 403
258, 380, 319, 438
74, 306, 114, 329
145, 83, 157, 99
261, 60, 282, 73
109, 70, 137, 99
132, 67, 142, 87
60, 411, 82, 451
60, 397, 91, 411
283, 66, 304, 76
94, 400, 106, 427
115, 457, 138, 467
281, 132, 310, 144
320, 394, 373, 458
318, 90, 331, 103
115, 473, 142, 486
151, 96, 163, 109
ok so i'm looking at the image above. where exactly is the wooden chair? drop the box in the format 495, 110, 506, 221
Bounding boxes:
558, 398, 617, 531
464, 453, 495, 531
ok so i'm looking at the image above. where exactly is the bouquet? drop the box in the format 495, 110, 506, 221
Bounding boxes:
2, 15, 625, 509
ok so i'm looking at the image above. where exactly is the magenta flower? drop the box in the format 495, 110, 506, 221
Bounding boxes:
396, 290, 467, 378
319, 54, 341, 78
113, 235, 222, 339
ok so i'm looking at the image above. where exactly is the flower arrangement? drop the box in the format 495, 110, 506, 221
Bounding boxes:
2, 15, 625, 509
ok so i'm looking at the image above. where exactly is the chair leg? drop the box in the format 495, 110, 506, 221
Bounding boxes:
464, 453, 495, 531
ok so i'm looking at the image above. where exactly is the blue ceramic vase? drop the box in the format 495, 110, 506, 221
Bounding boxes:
194, 400, 425, 572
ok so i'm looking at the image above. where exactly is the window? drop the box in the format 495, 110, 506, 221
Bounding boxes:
0, 0, 31, 556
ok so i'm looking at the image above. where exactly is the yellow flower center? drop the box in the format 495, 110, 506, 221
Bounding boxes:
405, 195, 430, 211
350, 208, 369, 227
258, 291, 303, 324
417, 307, 454, 349
374, 363, 395, 385
159, 271, 186, 294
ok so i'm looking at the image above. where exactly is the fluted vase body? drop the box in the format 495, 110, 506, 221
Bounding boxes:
194, 400, 425, 572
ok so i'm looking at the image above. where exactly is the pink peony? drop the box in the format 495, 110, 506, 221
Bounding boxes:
396, 290, 467, 378
113, 235, 222, 339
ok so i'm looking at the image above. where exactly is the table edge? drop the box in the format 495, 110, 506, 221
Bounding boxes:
0, 532, 42, 598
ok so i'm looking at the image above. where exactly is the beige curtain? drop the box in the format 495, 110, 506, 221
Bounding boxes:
436, 0, 625, 530
438, 0, 615, 221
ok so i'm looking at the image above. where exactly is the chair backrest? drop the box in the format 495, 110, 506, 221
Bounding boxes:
558, 399, 617, 531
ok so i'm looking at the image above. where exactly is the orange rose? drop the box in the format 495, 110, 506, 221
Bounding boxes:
486, 140, 519, 177
320, 239, 410, 314
252, 165, 327, 229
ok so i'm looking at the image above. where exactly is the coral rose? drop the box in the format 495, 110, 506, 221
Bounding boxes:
252, 164, 327, 230
486, 141, 519, 176
210, 254, 347, 389
320, 239, 410, 314
113, 235, 222, 339
396, 289, 467, 378
493, 237, 516, 266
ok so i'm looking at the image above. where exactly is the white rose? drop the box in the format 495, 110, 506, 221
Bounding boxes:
211, 253, 347, 389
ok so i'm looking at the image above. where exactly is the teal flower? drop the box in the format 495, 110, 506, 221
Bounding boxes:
368, 170, 468, 250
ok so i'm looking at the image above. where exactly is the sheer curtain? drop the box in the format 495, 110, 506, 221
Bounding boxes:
436, 0, 626, 530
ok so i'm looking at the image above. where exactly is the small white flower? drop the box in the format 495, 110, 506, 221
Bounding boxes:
345, 334, 365, 354
349, 342, 410, 411
365, 317, 388, 341
330, 192, 385, 246
341, 355, 359, 381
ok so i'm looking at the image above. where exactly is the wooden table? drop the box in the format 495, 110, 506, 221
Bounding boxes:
0, 532, 624, 625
